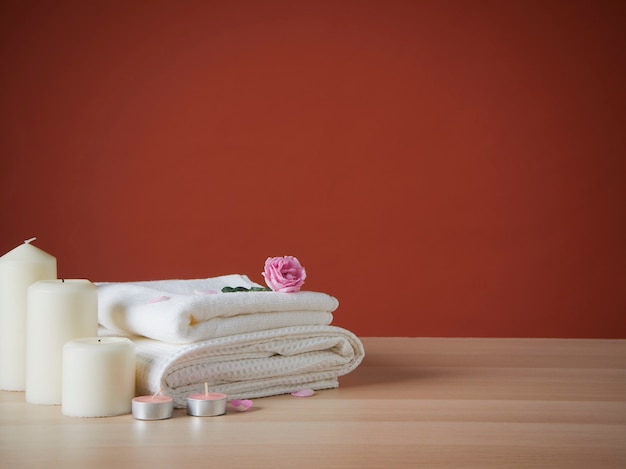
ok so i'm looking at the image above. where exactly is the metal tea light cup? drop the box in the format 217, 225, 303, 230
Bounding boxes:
186, 392, 227, 417
132, 395, 174, 420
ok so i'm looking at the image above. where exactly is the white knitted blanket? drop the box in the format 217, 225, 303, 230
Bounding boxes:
100, 325, 365, 408
96, 275, 338, 344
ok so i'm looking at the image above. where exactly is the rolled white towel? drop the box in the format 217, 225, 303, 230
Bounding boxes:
100, 324, 365, 408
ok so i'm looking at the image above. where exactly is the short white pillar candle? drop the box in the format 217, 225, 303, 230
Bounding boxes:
26, 279, 98, 405
0, 238, 57, 391
62, 337, 135, 417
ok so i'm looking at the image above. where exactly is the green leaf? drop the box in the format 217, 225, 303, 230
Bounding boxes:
222, 286, 272, 293
221, 286, 248, 293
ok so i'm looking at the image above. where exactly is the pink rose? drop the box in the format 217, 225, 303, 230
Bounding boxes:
262, 256, 307, 292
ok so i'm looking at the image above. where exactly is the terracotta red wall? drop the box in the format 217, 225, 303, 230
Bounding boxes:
2, 1, 625, 338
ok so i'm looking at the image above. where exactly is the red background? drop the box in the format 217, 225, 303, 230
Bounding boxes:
1, 0, 625, 338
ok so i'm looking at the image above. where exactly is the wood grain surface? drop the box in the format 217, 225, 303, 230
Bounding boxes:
1, 338, 625, 468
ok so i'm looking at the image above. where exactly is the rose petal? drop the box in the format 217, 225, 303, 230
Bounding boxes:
291, 389, 315, 397
148, 295, 170, 304
230, 399, 253, 411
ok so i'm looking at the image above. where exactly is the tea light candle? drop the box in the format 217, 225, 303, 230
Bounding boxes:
132, 392, 174, 420
0, 238, 56, 391
187, 383, 227, 417
62, 337, 135, 417
26, 279, 98, 405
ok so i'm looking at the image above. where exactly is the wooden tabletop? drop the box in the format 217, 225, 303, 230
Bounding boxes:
1, 337, 625, 468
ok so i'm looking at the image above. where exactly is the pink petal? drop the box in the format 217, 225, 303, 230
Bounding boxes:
148, 295, 170, 304
230, 399, 253, 411
194, 289, 218, 295
291, 389, 315, 397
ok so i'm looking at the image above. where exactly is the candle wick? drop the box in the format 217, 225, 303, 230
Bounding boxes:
204, 382, 209, 396
151, 387, 162, 399
98, 339, 101, 342
62, 278, 65, 283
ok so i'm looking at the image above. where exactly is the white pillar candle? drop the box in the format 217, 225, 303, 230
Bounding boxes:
62, 337, 135, 417
0, 238, 57, 391
25, 279, 98, 405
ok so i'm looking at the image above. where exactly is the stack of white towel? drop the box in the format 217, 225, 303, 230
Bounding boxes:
96, 274, 364, 408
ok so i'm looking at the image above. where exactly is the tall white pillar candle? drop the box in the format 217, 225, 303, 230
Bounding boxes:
62, 337, 135, 417
26, 279, 98, 405
0, 238, 57, 391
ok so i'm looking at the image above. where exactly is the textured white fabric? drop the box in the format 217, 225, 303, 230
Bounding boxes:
96, 275, 337, 344
100, 325, 365, 408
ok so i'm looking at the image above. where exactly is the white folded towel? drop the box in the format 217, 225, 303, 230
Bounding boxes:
96, 275, 338, 344
100, 325, 365, 408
